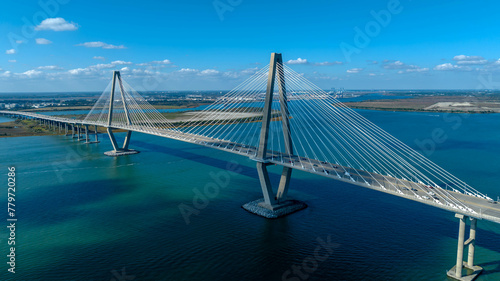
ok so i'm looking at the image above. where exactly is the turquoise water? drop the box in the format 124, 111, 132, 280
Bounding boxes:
1, 109, 500, 281
0, 116, 13, 123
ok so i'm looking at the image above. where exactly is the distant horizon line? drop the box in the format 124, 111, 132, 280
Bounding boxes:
0, 89, 498, 95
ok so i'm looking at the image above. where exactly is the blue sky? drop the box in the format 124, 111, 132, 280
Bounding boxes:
1, 0, 499, 92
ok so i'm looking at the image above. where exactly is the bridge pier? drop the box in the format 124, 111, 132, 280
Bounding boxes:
104, 128, 138, 156
103, 71, 139, 156
243, 161, 306, 219
84, 125, 89, 142
77, 124, 82, 141
447, 214, 482, 280
84, 125, 100, 144
242, 53, 306, 218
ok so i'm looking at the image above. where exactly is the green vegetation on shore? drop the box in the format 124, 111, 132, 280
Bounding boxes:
0, 119, 62, 138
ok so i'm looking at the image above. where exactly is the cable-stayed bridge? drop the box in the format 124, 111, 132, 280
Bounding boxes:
1, 53, 498, 280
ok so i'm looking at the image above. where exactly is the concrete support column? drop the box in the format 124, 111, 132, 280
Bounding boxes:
276, 166, 292, 201
122, 131, 132, 150
72, 124, 75, 138
77, 125, 81, 141
107, 128, 119, 151
468, 217, 477, 267
256, 162, 277, 206
455, 213, 466, 278
94, 125, 98, 142
85, 125, 89, 142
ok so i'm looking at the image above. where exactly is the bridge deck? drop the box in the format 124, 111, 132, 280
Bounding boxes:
3, 110, 500, 224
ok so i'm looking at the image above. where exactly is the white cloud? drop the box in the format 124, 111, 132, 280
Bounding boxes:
433, 63, 471, 71
434, 63, 469, 71
222, 71, 240, 79
346, 68, 363, 73
315, 61, 343, 66
452, 55, 487, 65
76, 41, 126, 49
0, 71, 12, 78
93, 56, 105, 60
287, 58, 309, 65
111, 60, 132, 65
457, 60, 488, 65
178, 68, 199, 73
151, 59, 172, 64
383, 60, 428, 73
398, 68, 429, 74
6, 49, 16, 55
15, 40, 25, 44
35, 18, 78, 31
68, 68, 90, 75
36, 38, 52, 45
21, 70, 43, 78
90, 63, 115, 69
453, 55, 482, 61
8, 60, 16, 63
37, 65, 62, 70
120, 67, 130, 72
241, 67, 259, 75
383, 60, 405, 69
199, 69, 220, 76
132, 68, 156, 75
434, 63, 455, 71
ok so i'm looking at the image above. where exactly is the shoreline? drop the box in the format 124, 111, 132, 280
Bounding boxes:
342, 105, 500, 114
341, 96, 500, 114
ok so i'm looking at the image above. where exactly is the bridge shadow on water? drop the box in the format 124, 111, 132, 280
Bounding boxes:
131, 138, 500, 258
130, 138, 259, 178
478, 260, 500, 276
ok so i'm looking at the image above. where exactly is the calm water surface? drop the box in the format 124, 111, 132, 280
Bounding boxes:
0, 109, 500, 281
0, 116, 13, 123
